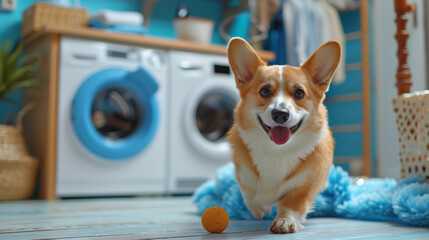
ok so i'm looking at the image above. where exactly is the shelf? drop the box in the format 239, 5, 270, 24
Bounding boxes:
23, 25, 276, 62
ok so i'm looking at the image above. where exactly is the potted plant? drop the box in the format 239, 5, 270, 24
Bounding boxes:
0, 39, 39, 200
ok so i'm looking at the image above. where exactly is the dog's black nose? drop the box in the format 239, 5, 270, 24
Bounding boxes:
271, 109, 289, 124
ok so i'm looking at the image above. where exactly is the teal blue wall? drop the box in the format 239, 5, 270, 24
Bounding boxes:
326, 7, 377, 175
0, 0, 246, 121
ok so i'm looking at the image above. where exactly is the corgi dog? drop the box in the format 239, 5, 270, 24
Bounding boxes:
226, 38, 341, 234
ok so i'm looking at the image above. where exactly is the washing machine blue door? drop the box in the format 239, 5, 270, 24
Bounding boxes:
72, 68, 159, 160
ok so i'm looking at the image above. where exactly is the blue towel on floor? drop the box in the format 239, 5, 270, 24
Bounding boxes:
192, 163, 429, 227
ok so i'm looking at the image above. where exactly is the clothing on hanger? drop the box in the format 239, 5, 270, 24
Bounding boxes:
282, 0, 345, 83
320, 0, 346, 84
325, 0, 359, 11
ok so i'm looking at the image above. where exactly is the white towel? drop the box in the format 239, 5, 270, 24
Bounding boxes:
320, 0, 346, 84
283, 0, 307, 67
90, 10, 143, 26
325, 0, 359, 11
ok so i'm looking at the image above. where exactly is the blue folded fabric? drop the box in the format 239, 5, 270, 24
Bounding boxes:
192, 163, 429, 227
89, 20, 147, 35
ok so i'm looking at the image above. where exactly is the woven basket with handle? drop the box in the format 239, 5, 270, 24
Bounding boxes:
0, 103, 38, 200
392, 0, 428, 181
392, 91, 429, 179
21, 2, 87, 37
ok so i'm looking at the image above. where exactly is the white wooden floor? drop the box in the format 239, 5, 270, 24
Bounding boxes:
0, 197, 428, 240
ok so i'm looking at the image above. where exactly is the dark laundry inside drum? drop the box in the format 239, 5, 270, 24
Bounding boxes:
91, 87, 142, 140
196, 91, 236, 142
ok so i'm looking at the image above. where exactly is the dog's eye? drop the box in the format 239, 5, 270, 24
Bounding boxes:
294, 88, 305, 99
259, 87, 271, 98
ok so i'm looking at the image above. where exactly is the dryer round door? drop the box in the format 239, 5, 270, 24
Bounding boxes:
183, 81, 239, 160
72, 68, 159, 160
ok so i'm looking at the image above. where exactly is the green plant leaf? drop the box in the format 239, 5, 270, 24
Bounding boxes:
0, 82, 6, 99
1, 39, 12, 57
0, 40, 10, 85
0, 40, 11, 86
8, 65, 37, 83
0, 54, 3, 84
6, 43, 22, 69
0, 82, 6, 94
3, 77, 37, 94
19, 52, 38, 66
8, 78, 38, 88
5, 43, 23, 81
0, 39, 39, 104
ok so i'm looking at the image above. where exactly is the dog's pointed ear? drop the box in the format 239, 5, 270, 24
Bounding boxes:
227, 37, 266, 87
301, 41, 341, 92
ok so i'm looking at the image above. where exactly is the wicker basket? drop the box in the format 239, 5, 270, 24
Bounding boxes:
392, 90, 429, 181
0, 103, 39, 200
21, 3, 88, 37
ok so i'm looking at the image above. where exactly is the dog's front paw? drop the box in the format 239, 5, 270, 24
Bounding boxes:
269, 216, 303, 234
245, 201, 271, 219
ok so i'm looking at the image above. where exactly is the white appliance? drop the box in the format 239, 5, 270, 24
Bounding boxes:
56, 36, 168, 197
168, 51, 239, 193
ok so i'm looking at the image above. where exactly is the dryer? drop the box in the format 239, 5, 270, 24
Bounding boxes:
56, 37, 168, 197
168, 51, 239, 193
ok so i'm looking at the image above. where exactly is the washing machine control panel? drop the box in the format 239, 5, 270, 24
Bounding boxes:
107, 49, 138, 60
213, 64, 231, 75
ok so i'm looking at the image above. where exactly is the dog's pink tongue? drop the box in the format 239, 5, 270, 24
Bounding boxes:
270, 126, 290, 145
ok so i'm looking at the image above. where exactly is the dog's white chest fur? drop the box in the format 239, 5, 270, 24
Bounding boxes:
238, 125, 327, 205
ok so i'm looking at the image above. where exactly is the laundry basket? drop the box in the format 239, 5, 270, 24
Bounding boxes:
392, 91, 429, 180
21, 2, 88, 37
392, 0, 428, 181
0, 103, 39, 200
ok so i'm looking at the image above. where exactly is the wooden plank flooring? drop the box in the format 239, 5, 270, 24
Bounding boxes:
0, 197, 427, 239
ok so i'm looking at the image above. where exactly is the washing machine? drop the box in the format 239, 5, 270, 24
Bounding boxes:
168, 50, 239, 193
56, 36, 168, 197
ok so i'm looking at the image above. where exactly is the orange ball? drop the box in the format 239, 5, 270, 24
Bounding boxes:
201, 206, 229, 233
